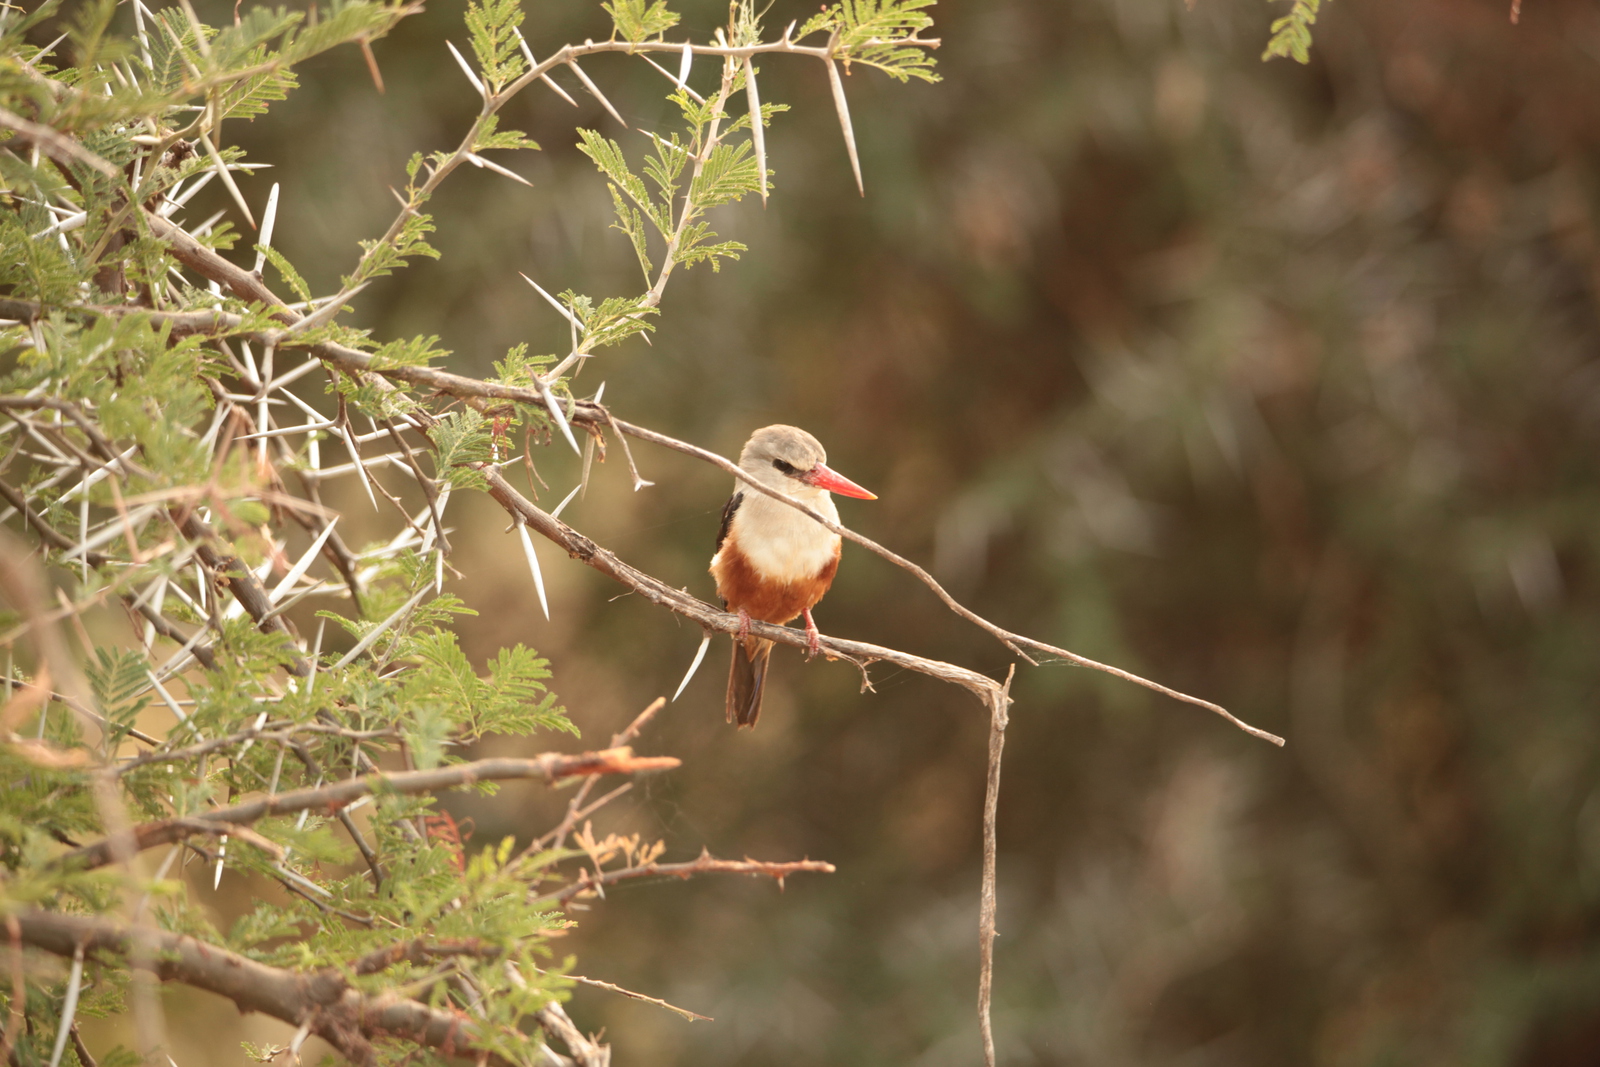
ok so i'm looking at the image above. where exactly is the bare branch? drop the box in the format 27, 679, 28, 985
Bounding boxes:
979, 666, 1013, 1067
481, 465, 1004, 703
586, 420, 1284, 745
0, 476, 110, 567
529, 848, 836, 909
562, 971, 710, 1023
60, 747, 680, 871
13, 910, 518, 1066
0, 106, 120, 178
115, 720, 396, 777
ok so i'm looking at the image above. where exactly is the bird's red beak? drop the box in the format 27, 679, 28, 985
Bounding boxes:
803, 463, 877, 500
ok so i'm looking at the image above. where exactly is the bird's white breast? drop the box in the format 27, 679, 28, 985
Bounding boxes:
724, 489, 841, 583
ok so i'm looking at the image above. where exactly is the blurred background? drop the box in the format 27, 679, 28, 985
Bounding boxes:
85, 0, 1600, 1062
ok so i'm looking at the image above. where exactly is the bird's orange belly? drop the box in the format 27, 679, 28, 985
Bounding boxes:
712, 544, 839, 625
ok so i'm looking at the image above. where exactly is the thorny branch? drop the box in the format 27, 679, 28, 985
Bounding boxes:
481, 465, 1006, 703
528, 848, 837, 910
14, 909, 518, 1067
0, 282, 1280, 745
59, 748, 678, 872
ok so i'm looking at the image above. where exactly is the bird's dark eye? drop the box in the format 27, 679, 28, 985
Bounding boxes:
772, 459, 801, 477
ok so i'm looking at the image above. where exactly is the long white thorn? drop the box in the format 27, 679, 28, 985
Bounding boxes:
198, 129, 256, 228
513, 29, 579, 106
744, 58, 768, 205
46, 944, 84, 1067
213, 835, 228, 889
642, 53, 705, 103
466, 152, 534, 187
268, 516, 340, 603
288, 1022, 314, 1062
256, 344, 273, 466
567, 59, 627, 127
236, 709, 270, 757
540, 380, 580, 455
160, 167, 217, 216
340, 426, 379, 511
31, 211, 86, 240
516, 522, 550, 620
252, 182, 280, 274
549, 481, 582, 520
145, 671, 189, 726
445, 40, 486, 98
332, 587, 429, 670
519, 273, 581, 326
264, 355, 327, 394
677, 39, 694, 88
25, 32, 68, 72
672, 633, 712, 702
286, 282, 370, 335
580, 426, 596, 499
825, 58, 864, 197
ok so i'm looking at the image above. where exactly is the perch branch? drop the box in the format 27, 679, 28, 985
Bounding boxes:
480, 465, 1005, 704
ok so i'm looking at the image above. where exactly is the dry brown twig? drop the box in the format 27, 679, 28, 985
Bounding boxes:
525, 696, 666, 858
529, 848, 837, 910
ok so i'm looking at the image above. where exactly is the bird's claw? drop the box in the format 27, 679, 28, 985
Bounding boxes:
804, 611, 822, 660
737, 609, 752, 642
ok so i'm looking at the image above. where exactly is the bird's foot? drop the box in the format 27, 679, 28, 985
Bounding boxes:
737, 609, 752, 642
804, 610, 822, 660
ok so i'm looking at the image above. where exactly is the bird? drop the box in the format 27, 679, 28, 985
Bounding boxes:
709, 425, 876, 728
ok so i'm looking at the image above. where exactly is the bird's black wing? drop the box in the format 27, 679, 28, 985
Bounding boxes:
715, 491, 742, 554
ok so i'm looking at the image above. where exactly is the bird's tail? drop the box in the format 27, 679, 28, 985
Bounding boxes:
726, 635, 773, 728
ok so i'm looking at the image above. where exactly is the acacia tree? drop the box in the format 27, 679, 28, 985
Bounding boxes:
0, 1, 1278, 1064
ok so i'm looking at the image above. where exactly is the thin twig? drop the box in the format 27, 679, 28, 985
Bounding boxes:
562, 970, 710, 1022
978, 665, 1013, 1067
530, 848, 835, 909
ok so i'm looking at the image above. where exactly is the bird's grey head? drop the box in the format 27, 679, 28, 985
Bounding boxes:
739, 424, 827, 483
734, 424, 877, 501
